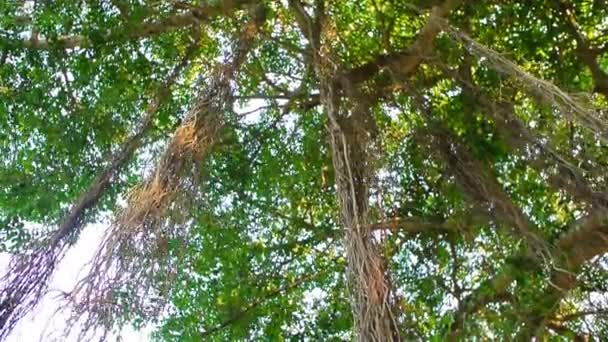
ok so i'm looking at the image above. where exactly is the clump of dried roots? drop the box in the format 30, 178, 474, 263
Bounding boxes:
62, 7, 267, 338
0, 37, 203, 340
64, 73, 230, 338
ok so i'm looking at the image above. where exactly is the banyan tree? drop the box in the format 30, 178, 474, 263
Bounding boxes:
1, 0, 608, 340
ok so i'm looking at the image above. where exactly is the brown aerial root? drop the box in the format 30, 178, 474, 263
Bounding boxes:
120, 180, 172, 230
63, 98, 225, 339
369, 264, 386, 305
117, 117, 214, 229
61, 6, 267, 338
173, 119, 199, 153
344, 224, 399, 342
322, 73, 401, 340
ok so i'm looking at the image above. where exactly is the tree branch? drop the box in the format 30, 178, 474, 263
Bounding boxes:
368, 211, 485, 237
3, 0, 253, 50
516, 209, 608, 339
342, 0, 462, 85
445, 208, 608, 339
425, 123, 547, 257
447, 265, 517, 341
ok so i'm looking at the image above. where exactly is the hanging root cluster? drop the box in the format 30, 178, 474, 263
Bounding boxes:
66, 74, 229, 338
69, 115, 211, 337
329, 111, 400, 342
317, 32, 400, 338
441, 22, 608, 142
63, 7, 266, 337
335, 137, 400, 342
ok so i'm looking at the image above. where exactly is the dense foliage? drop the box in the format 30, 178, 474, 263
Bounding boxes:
1, 0, 608, 340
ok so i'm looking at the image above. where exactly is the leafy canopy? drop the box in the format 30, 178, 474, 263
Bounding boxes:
1, 0, 608, 340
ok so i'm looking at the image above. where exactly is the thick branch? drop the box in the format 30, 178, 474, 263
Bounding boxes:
444, 66, 608, 335
553, 209, 608, 288
445, 204, 608, 340
343, 0, 462, 85
288, 0, 461, 91
517, 209, 608, 338
427, 124, 547, 256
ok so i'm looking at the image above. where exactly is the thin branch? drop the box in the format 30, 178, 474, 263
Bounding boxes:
556, 308, 608, 322
199, 270, 327, 338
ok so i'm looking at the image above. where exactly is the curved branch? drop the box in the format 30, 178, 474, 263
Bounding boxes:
441, 64, 608, 209
447, 265, 517, 341
427, 124, 547, 256
556, 1, 608, 97
517, 209, 608, 338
